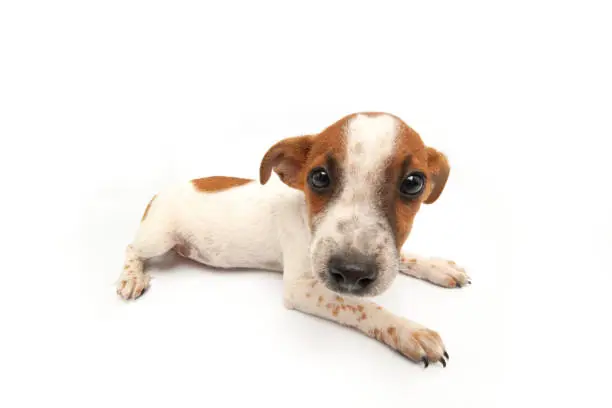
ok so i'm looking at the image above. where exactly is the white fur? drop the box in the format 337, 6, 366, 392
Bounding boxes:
116, 113, 466, 366
400, 253, 471, 287
130, 175, 301, 270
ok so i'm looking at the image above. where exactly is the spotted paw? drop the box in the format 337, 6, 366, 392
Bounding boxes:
400, 255, 471, 288
403, 327, 448, 367
371, 322, 448, 367
116, 273, 150, 300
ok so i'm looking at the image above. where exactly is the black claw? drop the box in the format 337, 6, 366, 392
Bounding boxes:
456, 282, 462, 288
467, 280, 472, 284
422, 357, 429, 368
440, 357, 446, 367
443, 350, 449, 359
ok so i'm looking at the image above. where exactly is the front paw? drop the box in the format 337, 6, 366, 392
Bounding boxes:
400, 255, 471, 288
371, 323, 448, 367
116, 273, 150, 300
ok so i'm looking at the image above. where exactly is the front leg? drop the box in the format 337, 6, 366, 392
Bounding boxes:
284, 278, 448, 367
400, 253, 471, 288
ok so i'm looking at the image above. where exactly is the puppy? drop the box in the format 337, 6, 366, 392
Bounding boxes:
117, 112, 469, 367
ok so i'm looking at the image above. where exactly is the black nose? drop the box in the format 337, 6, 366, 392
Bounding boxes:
328, 258, 378, 291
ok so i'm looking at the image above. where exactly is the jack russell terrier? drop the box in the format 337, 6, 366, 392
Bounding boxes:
117, 112, 470, 367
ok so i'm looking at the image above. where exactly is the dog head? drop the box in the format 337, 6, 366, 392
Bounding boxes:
259, 112, 450, 297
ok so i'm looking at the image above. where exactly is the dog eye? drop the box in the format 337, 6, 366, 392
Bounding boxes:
308, 167, 331, 191
400, 172, 425, 197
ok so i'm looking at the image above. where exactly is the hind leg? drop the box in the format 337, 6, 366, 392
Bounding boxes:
117, 196, 176, 300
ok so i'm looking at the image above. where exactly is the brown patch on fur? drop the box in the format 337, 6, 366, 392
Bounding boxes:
376, 306, 383, 310
335, 296, 344, 303
399, 338, 423, 361
380, 123, 428, 249
301, 152, 342, 224
372, 328, 383, 342
311, 281, 317, 288
387, 327, 398, 346
370, 117, 451, 250
305, 293, 311, 298
448, 260, 456, 265
259, 114, 351, 225
191, 176, 252, 193
424, 147, 450, 204
323, 302, 341, 316
317, 296, 324, 306
141, 195, 157, 221
259, 135, 314, 188
357, 305, 364, 312
408, 258, 417, 263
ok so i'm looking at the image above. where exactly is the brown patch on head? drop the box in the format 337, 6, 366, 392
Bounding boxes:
301, 153, 342, 226
423, 147, 450, 204
259, 115, 353, 227
192, 176, 252, 193
141, 195, 157, 222
259, 135, 314, 188
379, 120, 451, 250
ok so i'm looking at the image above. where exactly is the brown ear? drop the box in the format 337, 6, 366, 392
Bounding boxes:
259, 135, 313, 189
424, 147, 450, 204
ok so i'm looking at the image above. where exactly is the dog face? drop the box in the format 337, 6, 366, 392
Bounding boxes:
260, 112, 449, 296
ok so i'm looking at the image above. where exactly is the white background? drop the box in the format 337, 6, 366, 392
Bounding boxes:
1, 1, 611, 407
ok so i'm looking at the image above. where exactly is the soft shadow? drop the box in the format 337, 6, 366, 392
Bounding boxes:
145, 251, 282, 279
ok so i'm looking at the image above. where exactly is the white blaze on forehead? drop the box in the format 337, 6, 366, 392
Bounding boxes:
345, 114, 399, 186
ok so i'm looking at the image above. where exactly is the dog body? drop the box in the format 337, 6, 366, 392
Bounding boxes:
117, 112, 470, 367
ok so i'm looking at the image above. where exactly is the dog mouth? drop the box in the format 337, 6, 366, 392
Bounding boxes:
317, 265, 393, 297
320, 276, 380, 297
